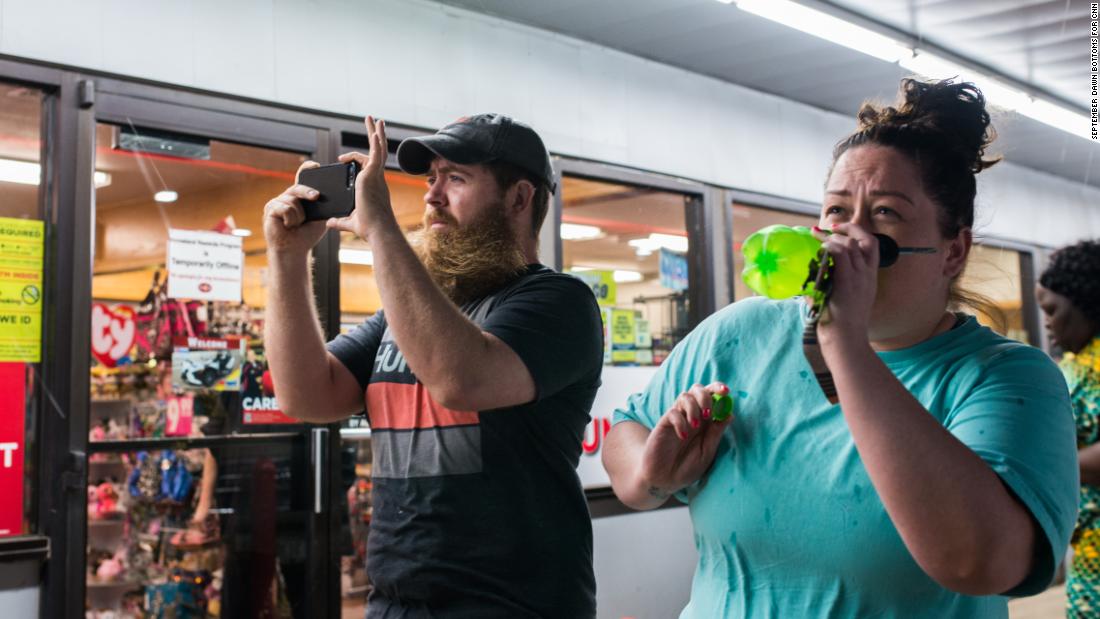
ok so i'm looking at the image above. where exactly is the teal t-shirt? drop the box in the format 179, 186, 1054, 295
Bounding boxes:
613, 297, 1078, 618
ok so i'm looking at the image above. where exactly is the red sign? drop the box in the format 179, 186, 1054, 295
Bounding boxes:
241, 364, 298, 425
165, 395, 194, 436
90, 303, 136, 368
0, 363, 25, 537
582, 416, 611, 455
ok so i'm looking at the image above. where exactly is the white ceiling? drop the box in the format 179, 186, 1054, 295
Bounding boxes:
437, 0, 1100, 188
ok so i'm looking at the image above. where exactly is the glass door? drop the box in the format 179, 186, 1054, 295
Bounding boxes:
82, 98, 333, 619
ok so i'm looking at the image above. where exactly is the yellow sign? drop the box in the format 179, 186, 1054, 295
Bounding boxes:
610, 309, 636, 347
570, 270, 617, 307
0, 218, 44, 362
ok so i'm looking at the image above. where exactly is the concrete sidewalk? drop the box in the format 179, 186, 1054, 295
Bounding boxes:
1009, 584, 1066, 619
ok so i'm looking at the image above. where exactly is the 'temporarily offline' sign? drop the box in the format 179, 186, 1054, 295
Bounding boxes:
167, 229, 243, 303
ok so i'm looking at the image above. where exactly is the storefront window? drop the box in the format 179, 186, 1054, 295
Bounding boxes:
87, 121, 312, 616
561, 176, 695, 366
0, 82, 45, 539
958, 244, 1029, 341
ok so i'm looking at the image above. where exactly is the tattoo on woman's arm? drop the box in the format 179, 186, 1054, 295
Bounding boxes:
647, 486, 671, 500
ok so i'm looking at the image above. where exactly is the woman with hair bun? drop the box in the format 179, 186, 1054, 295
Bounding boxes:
1036, 240, 1100, 616
603, 79, 1078, 617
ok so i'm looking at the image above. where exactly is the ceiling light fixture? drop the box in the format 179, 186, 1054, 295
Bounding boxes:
560, 223, 604, 241
724, 0, 1091, 141
628, 233, 689, 257
733, 0, 912, 63
231, 228, 252, 238
0, 158, 111, 187
154, 190, 178, 203
339, 248, 374, 266
613, 270, 644, 283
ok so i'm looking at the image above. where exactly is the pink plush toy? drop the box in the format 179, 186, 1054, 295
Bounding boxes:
96, 549, 125, 581
94, 482, 118, 518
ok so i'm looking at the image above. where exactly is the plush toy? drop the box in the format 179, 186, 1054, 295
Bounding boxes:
95, 548, 126, 581
93, 482, 119, 519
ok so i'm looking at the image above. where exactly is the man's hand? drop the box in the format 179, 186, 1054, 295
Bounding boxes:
264, 160, 329, 256
639, 382, 733, 500
329, 116, 396, 239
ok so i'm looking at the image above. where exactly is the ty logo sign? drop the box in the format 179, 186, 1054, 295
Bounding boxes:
91, 303, 136, 367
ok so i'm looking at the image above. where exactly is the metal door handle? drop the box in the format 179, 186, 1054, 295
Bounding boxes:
312, 428, 328, 514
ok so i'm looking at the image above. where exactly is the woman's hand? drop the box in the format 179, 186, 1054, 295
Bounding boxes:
328, 116, 397, 239
639, 382, 734, 501
813, 223, 878, 347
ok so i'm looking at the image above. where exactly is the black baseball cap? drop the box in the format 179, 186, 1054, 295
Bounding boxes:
396, 114, 556, 192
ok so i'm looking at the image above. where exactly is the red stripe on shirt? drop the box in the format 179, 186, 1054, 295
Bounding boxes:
365, 381, 479, 430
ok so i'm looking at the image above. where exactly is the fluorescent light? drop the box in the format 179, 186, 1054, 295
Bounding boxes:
0, 159, 111, 187
339, 248, 374, 266
0, 159, 39, 185
560, 223, 604, 241
154, 190, 178, 203
231, 228, 252, 237
900, 52, 1031, 111
733, 0, 912, 63
1020, 99, 1090, 139
570, 266, 593, 272
613, 270, 644, 283
901, 50, 1091, 140
629, 233, 689, 257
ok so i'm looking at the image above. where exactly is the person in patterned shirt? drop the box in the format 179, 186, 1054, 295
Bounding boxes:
1037, 239, 1100, 617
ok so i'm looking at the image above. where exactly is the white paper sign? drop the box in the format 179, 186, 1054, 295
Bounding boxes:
167, 229, 243, 302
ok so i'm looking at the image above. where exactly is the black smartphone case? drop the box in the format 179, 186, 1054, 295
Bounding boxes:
299, 161, 360, 221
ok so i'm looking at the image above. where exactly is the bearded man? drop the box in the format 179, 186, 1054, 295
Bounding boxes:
263, 114, 602, 618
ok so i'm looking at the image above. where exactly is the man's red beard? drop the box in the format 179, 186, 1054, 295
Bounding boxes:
409, 201, 529, 305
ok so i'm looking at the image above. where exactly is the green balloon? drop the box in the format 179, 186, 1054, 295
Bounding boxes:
741, 224, 822, 299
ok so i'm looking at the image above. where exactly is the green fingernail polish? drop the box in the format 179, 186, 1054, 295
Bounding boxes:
711, 393, 734, 422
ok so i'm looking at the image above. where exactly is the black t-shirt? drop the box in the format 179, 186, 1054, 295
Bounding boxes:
327, 264, 602, 618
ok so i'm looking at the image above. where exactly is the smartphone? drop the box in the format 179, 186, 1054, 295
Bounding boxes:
298, 161, 360, 221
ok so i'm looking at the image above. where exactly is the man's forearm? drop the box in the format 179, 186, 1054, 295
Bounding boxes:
366, 218, 491, 403
264, 251, 344, 422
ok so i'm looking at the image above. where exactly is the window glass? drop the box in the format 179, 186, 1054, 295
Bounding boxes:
561, 176, 694, 366
0, 82, 44, 538
87, 121, 311, 617
338, 170, 425, 329
958, 244, 1028, 341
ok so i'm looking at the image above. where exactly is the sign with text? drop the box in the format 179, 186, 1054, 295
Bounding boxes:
165, 394, 194, 437
0, 218, 44, 362
167, 229, 242, 302
241, 359, 297, 425
570, 269, 616, 307
659, 248, 689, 292
0, 363, 25, 537
171, 336, 245, 392
90, 303, 136, 368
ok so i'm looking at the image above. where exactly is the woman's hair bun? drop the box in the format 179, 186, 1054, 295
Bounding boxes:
855, 78, 999, 174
